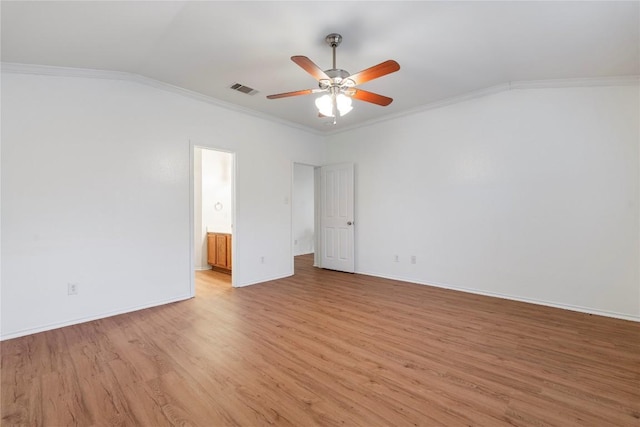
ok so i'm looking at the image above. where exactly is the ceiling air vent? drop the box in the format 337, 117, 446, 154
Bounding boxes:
229, 83, 258, 96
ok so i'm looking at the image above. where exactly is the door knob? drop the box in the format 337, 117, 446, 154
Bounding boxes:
347, 221, 353, 225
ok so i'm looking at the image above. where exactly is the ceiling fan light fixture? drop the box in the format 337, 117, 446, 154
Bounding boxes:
315, 94, 334, 117
336, 93, 353, 116
315, 93, 353, 117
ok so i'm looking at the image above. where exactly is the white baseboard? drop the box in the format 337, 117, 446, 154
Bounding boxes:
234, 272, 293, 288
0, 294, 193, 341
357, 270, 640, 323
194, 265, 211, 271
4, 270, 635, 340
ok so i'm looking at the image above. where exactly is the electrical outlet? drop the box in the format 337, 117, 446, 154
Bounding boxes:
261, 256, 265, 264
411, 255, 417, 264
68, 283, 79, 295
394, 255, 399, 262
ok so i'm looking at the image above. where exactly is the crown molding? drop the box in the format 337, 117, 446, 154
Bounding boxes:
1, 62, 134, 80
0, 62, 325, 136
3, 62, 637, 137
510, 75, 640, 89
326, 75, 640, 135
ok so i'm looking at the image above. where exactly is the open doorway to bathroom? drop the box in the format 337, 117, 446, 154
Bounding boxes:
194, 147, 234, 290
293, 163, 316, 272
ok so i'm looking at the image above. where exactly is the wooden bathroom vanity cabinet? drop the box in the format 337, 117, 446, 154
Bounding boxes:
207, 232, 232, 273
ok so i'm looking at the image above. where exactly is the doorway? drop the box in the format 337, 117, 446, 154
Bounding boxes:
193, 146, 234, 291
293, 162, 355, 275
292, 163, 316, 272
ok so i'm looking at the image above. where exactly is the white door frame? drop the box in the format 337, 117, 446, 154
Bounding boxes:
189, 141, 237, 295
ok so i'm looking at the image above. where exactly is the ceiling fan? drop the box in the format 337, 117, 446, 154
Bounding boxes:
267, 33, 400, 124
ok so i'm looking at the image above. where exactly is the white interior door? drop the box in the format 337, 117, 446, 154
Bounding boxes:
320, 163, 355, 272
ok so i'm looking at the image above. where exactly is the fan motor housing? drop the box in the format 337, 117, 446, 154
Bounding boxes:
326, 69, 350, 80
319, 69, 354, 90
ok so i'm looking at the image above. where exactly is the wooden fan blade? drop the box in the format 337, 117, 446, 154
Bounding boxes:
266, 89, 323, 99
291, 56, 330, 81
348, 60, 400, 86
352, 89, 393, 106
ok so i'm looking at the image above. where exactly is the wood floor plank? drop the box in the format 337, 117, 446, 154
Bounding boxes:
2, 255, 639, 426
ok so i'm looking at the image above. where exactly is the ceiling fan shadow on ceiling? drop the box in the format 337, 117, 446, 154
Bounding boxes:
267, 33, 400, 125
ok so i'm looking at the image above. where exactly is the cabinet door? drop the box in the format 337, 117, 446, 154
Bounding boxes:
226, 235, 232, 270
207, 234, 216, 265
215, 234, 228, 268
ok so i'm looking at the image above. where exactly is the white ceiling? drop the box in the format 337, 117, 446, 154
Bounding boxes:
2, 1, 638, 133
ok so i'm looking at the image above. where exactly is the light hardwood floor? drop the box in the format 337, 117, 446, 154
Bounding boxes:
2, 254, 639, 426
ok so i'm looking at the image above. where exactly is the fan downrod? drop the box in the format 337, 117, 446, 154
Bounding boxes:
326, 33, 343, 70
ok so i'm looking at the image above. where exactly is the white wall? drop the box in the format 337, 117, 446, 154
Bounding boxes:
293, 163, 315, 256
2, 70, 637, 341
1, 71, 324, 339
326, 84, 640, 320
